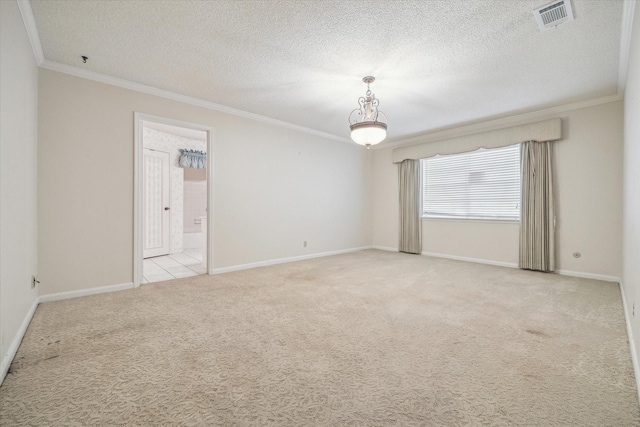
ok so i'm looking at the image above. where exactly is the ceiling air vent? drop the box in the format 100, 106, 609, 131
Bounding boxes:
533, 0, 574, 31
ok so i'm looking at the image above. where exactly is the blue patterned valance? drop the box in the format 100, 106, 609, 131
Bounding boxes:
179, 149, 206, 169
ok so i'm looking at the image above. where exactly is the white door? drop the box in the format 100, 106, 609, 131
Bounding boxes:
143, 148, 170, 258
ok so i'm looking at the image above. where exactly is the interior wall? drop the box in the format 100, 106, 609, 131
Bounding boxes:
371, 148, 398, 251
143, 126, 206, 254
183, 167, 207, 234
622, 3, 640, 381
0, 1, 39, 381
372, 100, 624, 279
38, 69, 372, 295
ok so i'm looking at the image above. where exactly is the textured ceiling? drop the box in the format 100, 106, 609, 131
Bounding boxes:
30, 0, 625, 142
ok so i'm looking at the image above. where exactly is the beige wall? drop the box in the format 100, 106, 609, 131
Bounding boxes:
372, 101, 624, 279
622, 4, 640, 381
0, 1, 39, 381
38, 69, 372, 295
371, 147, 398, 250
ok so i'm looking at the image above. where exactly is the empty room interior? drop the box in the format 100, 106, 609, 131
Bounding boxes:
2, 0, 640, 425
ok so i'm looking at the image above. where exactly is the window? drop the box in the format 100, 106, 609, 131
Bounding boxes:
421, 144, 521, 221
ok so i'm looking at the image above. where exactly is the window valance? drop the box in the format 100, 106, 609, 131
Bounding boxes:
392, 118, 562, 163
179, 149, 207, 169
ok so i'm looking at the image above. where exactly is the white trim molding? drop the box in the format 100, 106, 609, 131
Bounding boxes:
618, 0, 637, 94
1, 281, 134, 386
16, 0, 348, 143
16, 0, 635, 148
417, 251, 621, 283
38, 282, 135, 304
0, 249, 629, 388
0, 299, 39, 386
16, 0, 44, 65
555, 269, 620, 283
619, 281, 640, 404
0, 247, 372, 385
372, 246, 399, 252
211, 247, 372, 275
41, 60, 350, 144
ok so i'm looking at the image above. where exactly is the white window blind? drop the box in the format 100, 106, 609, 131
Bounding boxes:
421, 144, 521, 220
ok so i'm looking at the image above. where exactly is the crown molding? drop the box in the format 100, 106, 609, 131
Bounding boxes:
378, 93, 623, 150
17, 0, 350, 143
16, 0, 351, 143
16, 0, 633, 148
16, 0, 44, 66
40, 60, 352, 143
618, 0, 637, 94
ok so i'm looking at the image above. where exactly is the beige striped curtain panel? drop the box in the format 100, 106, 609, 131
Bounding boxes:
519, 140, 555, 272
398, 159, 422, 254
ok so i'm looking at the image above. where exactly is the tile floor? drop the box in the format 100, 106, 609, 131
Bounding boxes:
143, 249, 206, 283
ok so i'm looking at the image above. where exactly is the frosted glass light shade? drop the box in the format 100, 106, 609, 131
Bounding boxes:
350, 122, 387, 146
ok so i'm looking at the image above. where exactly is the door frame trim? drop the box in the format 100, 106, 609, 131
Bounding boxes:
133, 112, 214, 287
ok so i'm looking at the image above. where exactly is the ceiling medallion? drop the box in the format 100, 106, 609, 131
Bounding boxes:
349, 76, 388, 149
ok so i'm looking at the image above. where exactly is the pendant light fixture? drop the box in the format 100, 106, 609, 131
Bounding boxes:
349, 76, 388, 149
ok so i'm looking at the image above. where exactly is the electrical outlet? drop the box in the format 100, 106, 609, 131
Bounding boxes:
303, 241, 307, 248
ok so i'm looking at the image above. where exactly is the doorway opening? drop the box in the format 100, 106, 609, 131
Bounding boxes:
134, 113, 213, 286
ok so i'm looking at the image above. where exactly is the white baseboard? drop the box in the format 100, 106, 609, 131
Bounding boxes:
619, 281, 640, 404
1, 281, 135, 386
421, 251, 519, 269
38, 282, 135, 303
1, 253, 624, 388
1, 298, 39, 386
372, 246, 398, 252
417, 252, 621, 283
211, 246, 373, 275
555, 269, 620, 283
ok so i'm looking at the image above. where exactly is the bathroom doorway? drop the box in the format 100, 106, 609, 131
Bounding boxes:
134, 113, 213, 286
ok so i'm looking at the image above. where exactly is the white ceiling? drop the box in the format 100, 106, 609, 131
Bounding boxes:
29, 0, 627, 143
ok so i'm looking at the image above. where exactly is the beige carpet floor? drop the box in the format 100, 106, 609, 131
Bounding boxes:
1, 250, 639, 426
